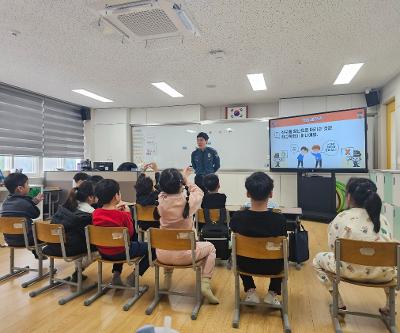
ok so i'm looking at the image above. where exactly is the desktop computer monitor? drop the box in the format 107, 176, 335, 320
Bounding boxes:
93, 162, 114, 171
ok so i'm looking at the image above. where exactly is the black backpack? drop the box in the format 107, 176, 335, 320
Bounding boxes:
288, 223, 309, 265
200, 208, 230, 260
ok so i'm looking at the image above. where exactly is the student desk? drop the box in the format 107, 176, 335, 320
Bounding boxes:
43, 187, 62, 219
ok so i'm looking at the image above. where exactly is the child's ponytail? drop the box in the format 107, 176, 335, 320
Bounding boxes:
63, 187, 79, 211
364, 191, 382, 233
182, 185, 190, 219
153, 200, 161, 220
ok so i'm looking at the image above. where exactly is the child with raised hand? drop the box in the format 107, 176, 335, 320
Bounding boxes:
154, 167, 219, 304
135, 162, 160, 207
1, 173, 44, 253
92, 179, 151, 286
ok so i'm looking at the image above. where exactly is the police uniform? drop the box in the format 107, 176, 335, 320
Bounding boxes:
191, 146, 220, 176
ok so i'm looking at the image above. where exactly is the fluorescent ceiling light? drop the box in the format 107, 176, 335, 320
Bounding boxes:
247, 73, 267, 91
72, 89, 113, 103
333, 63, 364, 85
151, 82, 183, 97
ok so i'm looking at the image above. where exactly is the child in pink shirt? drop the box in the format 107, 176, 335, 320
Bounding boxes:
154, 167, 219, 304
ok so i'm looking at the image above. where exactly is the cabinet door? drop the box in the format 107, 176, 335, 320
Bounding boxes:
392, 174, 400, 207
384, 173, 393, 204
383, 203, 394, 238
394, 207, 400, 241
376, 173, 384, 199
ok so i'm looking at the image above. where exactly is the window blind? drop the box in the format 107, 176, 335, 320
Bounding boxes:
43, 98, 84, 158
0, 85, 44, 156
0, 83, 85, 158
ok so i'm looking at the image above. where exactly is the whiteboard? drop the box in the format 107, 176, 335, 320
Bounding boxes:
132, 119, 270, 170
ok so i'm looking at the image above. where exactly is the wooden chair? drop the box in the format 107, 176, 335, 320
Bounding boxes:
83, 225, 149, 311
0, 217, 50, 288
29, 222, 97, 305
231, 234, 290, 332
145, 228, 204, 320
329, 238, 400, 333
133, 204, 159, 241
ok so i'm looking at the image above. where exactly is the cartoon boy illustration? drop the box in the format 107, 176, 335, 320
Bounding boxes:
273, 153, 283, 168
297, 146, 308, 168
352, 150, 362, 167
311, 144, 322, 168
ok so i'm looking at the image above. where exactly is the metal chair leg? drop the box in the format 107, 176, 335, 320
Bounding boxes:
281, 278, 291, 333
84, 261, 109, 306
146, 265, 161, 315
232, 272, 240, 328
191, 267, 202, 320
29, 258, 63, 297
330, 280, 343, 333
0, 248, 30, 283
123, 261, 149, 311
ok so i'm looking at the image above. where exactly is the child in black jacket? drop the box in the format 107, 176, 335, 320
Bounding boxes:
43, 181, 96, 282
1, 173, 43, 248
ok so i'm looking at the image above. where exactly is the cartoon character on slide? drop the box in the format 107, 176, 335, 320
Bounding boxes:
311, 144, 322, 168
352, 150, 362, 167
273, 153, 283, 168
297, 146, 308, 168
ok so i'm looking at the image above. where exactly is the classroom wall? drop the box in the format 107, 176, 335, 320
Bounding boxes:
380, 72, 400, 169
202, 102, 279, 120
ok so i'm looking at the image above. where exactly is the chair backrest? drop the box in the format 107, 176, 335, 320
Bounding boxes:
148, 228, 194, 251
233, 234, 286, 260
34, 222, 65, 244
197, 208, 223, 224
135, 204, 158, 222
336, 238, 399, 267
0, 217, 27, 234
85, 225, 128, 247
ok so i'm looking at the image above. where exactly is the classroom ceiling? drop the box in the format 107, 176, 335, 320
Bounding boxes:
1, 0, 400, 108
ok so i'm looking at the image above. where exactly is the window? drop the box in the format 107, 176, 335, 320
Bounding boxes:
64, 158, 80, 171
13, 156, 38, 174
43, 158, 61, 171
0, 156, 6, 170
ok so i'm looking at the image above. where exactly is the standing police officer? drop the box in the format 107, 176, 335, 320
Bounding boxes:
191, 132, 220, 191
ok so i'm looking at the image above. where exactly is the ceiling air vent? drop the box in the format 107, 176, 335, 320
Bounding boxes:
93, 0, 199, 41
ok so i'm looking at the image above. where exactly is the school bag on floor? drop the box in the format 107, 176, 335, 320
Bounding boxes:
288, 223, 309, 264
199, 208, 231, 260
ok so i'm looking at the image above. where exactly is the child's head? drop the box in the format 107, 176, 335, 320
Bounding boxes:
88, 175, 104, 184
245, 172, 274, 201
135, 173, 154, 196
95, 179, 121, 207
159, 168, 184, 194
312, 144, 320, 152
346, 177, 381, 233
64, 181, 95, 211
4, 173, 29, 195
203, 174, 220, 192
73, 172, 89, 187
300, 146, 308, 154
154, 168, 189, 220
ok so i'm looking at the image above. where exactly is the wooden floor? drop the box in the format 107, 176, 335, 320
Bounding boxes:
0, 221, 396, 333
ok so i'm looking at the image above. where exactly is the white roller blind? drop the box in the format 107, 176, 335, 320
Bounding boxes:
0, 85, 44, 156
43, 98, 84, 158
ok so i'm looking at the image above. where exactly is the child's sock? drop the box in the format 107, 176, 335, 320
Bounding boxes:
163, 269, 173, 290
201, 277, 219, 304
112, 271, 124, 286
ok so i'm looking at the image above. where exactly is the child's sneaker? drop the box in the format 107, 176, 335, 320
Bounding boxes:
112, 271, 124, 286
244, 289, 260, 303
264, 291, 281, 305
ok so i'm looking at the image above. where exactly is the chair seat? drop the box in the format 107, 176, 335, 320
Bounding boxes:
154, 258, 205, 269
324, 270, 397, 288
238, 270, 285, 279
47, 254, 86, 261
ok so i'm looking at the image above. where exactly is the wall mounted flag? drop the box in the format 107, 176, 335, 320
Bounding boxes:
225, 105, 248, 119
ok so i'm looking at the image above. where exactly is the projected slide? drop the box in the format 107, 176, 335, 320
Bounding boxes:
269, 108, 367, 171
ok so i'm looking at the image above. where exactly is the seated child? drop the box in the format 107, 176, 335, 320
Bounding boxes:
201, 174, 226, 209
73, 172, 89, 187
154, 167, 219, 304
135, 162, 160, 230
313, 178, 395, 312
87, 175, 104, 209
43, 181, 96, 282
92, 179, 151, 286
230, 172, 286, 305
0, 173, 44, 252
